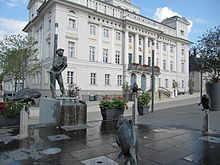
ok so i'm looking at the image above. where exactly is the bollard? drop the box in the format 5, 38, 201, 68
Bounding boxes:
202, 109, 209, 133
132, 95, 138, 125
18, 106, 29, 139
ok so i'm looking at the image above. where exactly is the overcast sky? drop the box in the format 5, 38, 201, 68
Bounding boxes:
0, 0, 219, 44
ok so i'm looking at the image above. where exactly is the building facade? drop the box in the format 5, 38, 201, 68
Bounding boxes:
24, 0, 191, 98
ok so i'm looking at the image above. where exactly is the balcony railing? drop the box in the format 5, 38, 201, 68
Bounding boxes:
128, 64, 160, 74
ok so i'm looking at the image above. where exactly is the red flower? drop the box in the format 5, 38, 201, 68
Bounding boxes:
0, 102, 6, 112
125, 105, 128, 109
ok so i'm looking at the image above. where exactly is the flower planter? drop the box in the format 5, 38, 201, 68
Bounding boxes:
0, 114, 20, 127
138, 106, 150, 116
206, 82, 220, 111
100, 108, 124, 121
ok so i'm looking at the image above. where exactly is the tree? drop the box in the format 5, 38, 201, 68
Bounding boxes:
195, 26, 220, 82
0, 34, 39, 91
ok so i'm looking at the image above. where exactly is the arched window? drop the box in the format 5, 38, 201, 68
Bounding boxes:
131, 73, 136, 86
141, 74, 146, 91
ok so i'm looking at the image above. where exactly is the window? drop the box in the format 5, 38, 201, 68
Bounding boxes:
129, 35, 132, 43
90, 24, 96, 35
148, 57, 151, 66
117, 75, 122, 86
148, 40, 150, 47
156, 58, 159, 66
165, 79, 168, 88
89, 46, 95, 61
181, 48, 185, 55
68, 42, 75, 58
170, 61, 173, 71
103, 28, 109, 38
156, 43, 159, 49
163, 44, 166, 51
67, 71, 74, 84
128, 53, 132, 64
116, 32, 121, 40
163, 60, 166, 70
139, 55, 142, 65
115, 51, 120, 64
139, 38, 141, 45
48, 19, 51, 30
103, 49, 109, 63
90, 73, 96, 85
181, 63, 184, 73
182, 80, 184, 88
170, 46, 173, 53
180, 30, 184, 35
105, 74, 110, 85
68, 18, 76, 29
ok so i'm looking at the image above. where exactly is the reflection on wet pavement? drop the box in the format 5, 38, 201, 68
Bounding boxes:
0, 120, 220, 165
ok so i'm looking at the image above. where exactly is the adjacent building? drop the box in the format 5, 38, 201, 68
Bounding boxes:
23, 0, 192, 99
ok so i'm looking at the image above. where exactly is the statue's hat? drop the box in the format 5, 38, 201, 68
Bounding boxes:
56, 48, 64, 53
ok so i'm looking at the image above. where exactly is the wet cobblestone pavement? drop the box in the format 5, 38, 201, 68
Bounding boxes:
1, 120, 220, 165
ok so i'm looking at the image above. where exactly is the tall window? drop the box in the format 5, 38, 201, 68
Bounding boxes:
139, 55, 142, 65
180, 30, 184, 36
105, 74, 110, 85
170, 46, 174, 53
116, 32, 121, 40
170, 61, 173, 71
117, 75, 122, 86
89, 46, 95, 61
103, 49, 109, 63
68, 42, 75, 58
182, 80, 184, 88
148, 57, 151, 66
181, 48, 185, 55
115, 51, 120, 64
90, 73, 96, 85
163, 44, 166, 51
68, 18, 76, 29
103, 28, 109, 38
48, 19, 51, 31
165, 79, 168, 88
156, 58, 159, 66
90, 24, 96, 35
129, 35, 132, 43
163, 60, 166, 70
128, 53, 132, 64
181, 63, 185, 73
148, 40, 150, 47
46, 41, 50, 57
67, 71, 74, 84
139, 38, 142, 45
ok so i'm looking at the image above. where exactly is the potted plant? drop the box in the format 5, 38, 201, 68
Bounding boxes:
188, 80, 194, 95
0, 101, 24, 127
99, 96, 128, 120
195, 26, 220, 111
137, 92, 151, 115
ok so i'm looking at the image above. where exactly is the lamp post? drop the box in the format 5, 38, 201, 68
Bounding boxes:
53, 23, 58, 91
151, 45, 155, 113
132, 82, 138, 125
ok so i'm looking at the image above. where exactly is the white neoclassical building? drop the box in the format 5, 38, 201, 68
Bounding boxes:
23, 0, 191, 99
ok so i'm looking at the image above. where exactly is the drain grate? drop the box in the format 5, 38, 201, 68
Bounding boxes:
47, 134, 70, 142
81, 156, 118, 165
198, 136, 220, 144
40, 148, 62, 155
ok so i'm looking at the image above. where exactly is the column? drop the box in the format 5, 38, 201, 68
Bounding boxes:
98, 24, 102, 62
143, 36, 148, 65
124, 31, 129, 65
153, 39, 157, 63
111, 28, 115, 64
134, 33, 139, 63
167, 44, 170, 71
160, 41, 163, 69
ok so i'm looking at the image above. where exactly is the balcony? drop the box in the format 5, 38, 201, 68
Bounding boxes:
128, 64, 161, 74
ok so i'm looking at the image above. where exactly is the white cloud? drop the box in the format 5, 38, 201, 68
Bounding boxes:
154, 7, 193, 33
194, 18, 206, 24
0, 0, 28, 7
0, 18, 28, 39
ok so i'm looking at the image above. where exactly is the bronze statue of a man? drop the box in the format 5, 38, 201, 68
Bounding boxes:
50, 48, 67, 98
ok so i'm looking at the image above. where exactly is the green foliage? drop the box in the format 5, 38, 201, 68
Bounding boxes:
137, 92, 151, 107
195, 26, 220, 82
0, 101, 24, 118
122, 81, 131, 93
99, 96, 128, 110
0, 34, 40, 91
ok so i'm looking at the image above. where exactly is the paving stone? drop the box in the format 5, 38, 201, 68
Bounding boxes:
168, 158, 196, 165
47, 134, 70, 142
81, 155, 119, 165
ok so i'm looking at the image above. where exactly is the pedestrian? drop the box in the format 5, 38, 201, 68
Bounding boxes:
158, 90, 161, 101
